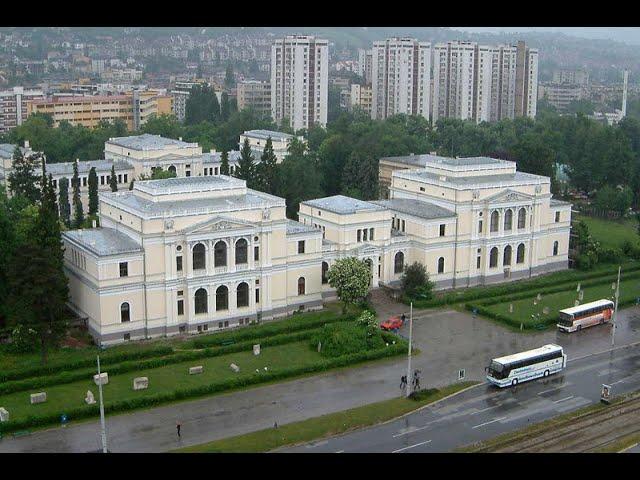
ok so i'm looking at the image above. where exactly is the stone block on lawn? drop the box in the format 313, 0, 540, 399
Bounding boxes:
0, 407, 9, 422
253, 344, 260, 356
189, 365, 204, 375
30, 392, 47, 404
230, 363, 240, 373
133, 377, 148, 391
85, 390, 96, 405
93, 372, 109, 386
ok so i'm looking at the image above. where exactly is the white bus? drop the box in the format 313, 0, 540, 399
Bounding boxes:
486, 344, 567, 388
557, 299, 614, 333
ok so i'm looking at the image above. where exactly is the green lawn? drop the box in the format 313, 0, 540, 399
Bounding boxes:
173, 382, 479, 453
484, 277, 640, 328
576, 215, 640, 249
0, 342, 320, 424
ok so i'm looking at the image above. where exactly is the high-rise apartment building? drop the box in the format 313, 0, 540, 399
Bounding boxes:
371, 38, 431, 121
349, 84, 373, 117
0, 86, 46, 133
514, 41, 538, 119
271, 35, 329, 131
237, 80, 271, 118
432, 41, 477, 122
357, 49, 373, 84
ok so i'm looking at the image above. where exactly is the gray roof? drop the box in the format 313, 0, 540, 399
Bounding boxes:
303, 195, 386, 215
242, 130, 294, 142
0, 144, 29, 159
47, 159, 133, 176
63, 228, 142, 257
397, 170, 548, 189
202, 151, 241, 164
106, 134, 197, 150
550, 198, 572, 207
371, 199, 456, 220
286, 220, 319, 236
133, 175, 244, 196
381, 153, 508, 169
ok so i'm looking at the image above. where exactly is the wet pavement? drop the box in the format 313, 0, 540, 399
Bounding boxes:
1, 304, 639, 453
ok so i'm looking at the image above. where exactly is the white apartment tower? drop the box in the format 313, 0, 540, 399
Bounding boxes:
371, 38, 431, 121
357, 49, 373, 84
271, 35, 329, 132
432, 41, 476, 122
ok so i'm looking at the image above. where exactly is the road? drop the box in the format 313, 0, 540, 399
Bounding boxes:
281, 344, 640, 453
1, 305, 639, 452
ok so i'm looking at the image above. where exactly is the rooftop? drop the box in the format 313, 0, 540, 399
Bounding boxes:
371, 198, 456, 220
63, 228, 142, 257
550, 198, 572, 207
133, 175, 244, 196
303, 195, 387, 215
395, 169, 548, 190
106, 134, 198, 151
242, 130, 295, 142
0, 144, 30, 158
47, 159, 133, 176
381, 153, 512, 171
286, 220, 319, 236
202, 151, 241, 164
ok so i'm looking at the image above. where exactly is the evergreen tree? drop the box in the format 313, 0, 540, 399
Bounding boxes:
221, 92, 230, 121
236, 138, 255, 183
220, 150, 230, 175
7, 146, 40, 203
224, 64, 235, 89
257, 137, 278, 194
72, 161, 84, 229
185, 84, 220, 125
109, 164, 118, 192
58, 177, 71, 227
88, 167, 98, 217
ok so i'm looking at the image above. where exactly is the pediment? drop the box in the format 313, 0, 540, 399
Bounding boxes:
349, 243, 380, 256
180, 216, 254, 234
484, 189, 533, 205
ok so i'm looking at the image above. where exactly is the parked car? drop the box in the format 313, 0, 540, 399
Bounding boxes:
380, 315, 403, 331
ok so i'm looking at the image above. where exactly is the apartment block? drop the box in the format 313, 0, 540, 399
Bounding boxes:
357, 49, 373, 84
271, 35, 329, 131
349, 84, 373, 116
0, 86, 46, 133
237, 80, 271, 118
371, 38, 431, 121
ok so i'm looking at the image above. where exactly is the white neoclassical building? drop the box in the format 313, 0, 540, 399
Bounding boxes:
61, 146, 571, 345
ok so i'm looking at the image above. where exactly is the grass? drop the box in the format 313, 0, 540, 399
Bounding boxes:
576, 215, 640, 249
597, 433, 640, 453
173, 382, 479, 453
483, 277, 640, 328
0, 342, 322, 424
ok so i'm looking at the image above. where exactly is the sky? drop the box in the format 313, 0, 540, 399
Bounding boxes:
452, 27, 640, 46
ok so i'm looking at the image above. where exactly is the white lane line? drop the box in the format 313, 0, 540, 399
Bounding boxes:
537, 385, 566, 396
392, 424, 430, 438
554, 395, 574, 404
471, 405, 500, 415
472, 416, 507, 429
392, 440, 432, 453
335, 450, 344, 453
305, 440, 328, 448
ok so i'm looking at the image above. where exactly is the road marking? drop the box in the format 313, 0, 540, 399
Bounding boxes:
392, 440, 432, 453
305, 440, 328, 448
471, 405, 500, 415
537, 385, 566, 396
392, 424, 430, 438
554, 395, 574, 404
472, 416, 507, 429
335, 450, 344, 453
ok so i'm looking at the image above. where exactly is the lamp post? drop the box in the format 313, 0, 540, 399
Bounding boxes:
96, 355, 108, 453
611, 266, 621, 347
406, 302, 413, 398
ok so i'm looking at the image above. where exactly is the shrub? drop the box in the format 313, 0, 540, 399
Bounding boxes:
6, 325, 39, 353
310, 322, 385, 358
401, 262, 434, 299
408, 388, 439, 401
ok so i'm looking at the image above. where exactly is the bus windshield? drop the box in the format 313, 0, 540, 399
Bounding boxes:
487, 360, 507, 379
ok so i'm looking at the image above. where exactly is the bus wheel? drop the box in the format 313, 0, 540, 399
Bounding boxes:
544, 370, 549, 378
512, 379, 518, 387
600, 318, 604, 325
577, 325, 582, 331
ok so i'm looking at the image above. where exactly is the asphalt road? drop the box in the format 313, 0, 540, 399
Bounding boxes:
1, 306, 639, 452
281, 344, 640, 453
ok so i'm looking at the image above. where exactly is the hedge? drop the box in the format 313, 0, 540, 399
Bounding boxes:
0, 338, 407, 435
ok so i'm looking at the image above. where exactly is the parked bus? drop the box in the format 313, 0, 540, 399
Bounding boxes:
557, 299, 614, 333
486, 344, 567, 388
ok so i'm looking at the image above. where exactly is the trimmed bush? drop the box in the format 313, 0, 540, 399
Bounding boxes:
310, 323, 385, 358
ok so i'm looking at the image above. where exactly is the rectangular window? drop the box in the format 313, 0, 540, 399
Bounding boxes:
119, 262, 128, 277
100, 175, 105, 185
254, 246, 259, 261
555, 211, 560, 223
176, 256, 183, 272
402, 220, 406, 232
369, 228, 374, 241
123, 174, 128, 183
177, 299, 184, 316
439, 224, 446, 237
363, 229, 368, 241
298, 240, 305, 254
117, 174, 122, 183
479, 220, 483, 233
224, 321, 229, 328
477, 256, 481, 269
357, 229, 361, 242
186, 171, 191, 177
255, 288, 260, 303
82, 177, 87, 187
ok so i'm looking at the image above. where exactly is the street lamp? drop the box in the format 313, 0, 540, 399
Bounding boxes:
611, 266, 621, 347
405, 302, 413, 398
96, 355, 108, 453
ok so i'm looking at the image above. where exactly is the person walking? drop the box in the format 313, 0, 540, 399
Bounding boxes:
401, 313, 406, 324
400, 375, 407, 393
176, 421, 181, 438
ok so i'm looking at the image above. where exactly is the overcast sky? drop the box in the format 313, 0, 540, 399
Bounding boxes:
452, 27, 640, 46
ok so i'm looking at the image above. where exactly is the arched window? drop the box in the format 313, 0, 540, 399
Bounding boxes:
394, 251, 404, 274
437, 257, 445, 274
503, 245, 512, 266
192, 243, 206, 270
553, 241, 559, 256
236, 282, 249, 308
120, 302, 130, 322
321, 261, 329, 284
517, 208, 526, 229
235, 238, 248, 264
490, 211, 500, 232
216, 285, 228, 311
504, 209, 513, 231
298, 277, 306, 296
168, 165, 176, 174
517, 243, 525, 264
194, 288, 208, 314
214, 241, 227, 267
490, 247, 499, 268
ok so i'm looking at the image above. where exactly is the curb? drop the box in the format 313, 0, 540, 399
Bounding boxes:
569, 340, 640, 363
619, 442, 639, 453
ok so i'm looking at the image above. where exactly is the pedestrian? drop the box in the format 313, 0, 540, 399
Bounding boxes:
274, 421, 278, 429
401, 313, 406, 324
400, 375, 407, 393
176, 421, 181, 438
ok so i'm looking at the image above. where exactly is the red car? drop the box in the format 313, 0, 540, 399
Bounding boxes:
380, 316, 403, 331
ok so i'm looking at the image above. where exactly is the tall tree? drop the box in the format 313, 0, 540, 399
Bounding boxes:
220, 150, 230, 175
185, 84, 220, 125
220, 92, 230, 121
58, 177, 71, 227
236, 138, 255, 183
224, 64, 235, 89
256, 137, 278, 194
88, 167, 98, 217
72, 161, 84, 229
7, 146, 40, 203
327, 257, 371, 314
109, 164, 118, 192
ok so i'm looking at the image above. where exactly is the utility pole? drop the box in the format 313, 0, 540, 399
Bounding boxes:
97, 355, 108, 453
406, 302, 413, 398
611, 266, 621, 347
